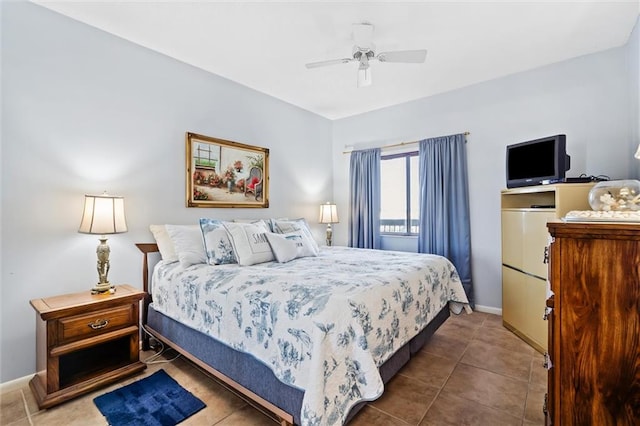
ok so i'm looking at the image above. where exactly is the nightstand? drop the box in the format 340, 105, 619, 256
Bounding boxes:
29, 284, 147, 409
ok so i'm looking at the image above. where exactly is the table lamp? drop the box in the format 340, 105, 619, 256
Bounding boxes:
78, 193, 128, 293
319, 202, 339, 246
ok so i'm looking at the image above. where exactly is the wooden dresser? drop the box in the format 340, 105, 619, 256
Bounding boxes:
29, 284, 146, 408
546, 221, 640, 425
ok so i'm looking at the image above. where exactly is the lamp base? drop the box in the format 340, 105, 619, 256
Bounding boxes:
91, 283, 115, 295
325, 224, 333, 247
93, 237, 113, 294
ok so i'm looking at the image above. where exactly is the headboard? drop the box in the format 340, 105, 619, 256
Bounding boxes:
135, 243, 159, 350
135, 243, 159, 294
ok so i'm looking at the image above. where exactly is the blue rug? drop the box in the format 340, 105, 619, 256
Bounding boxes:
93, 369, 206, 426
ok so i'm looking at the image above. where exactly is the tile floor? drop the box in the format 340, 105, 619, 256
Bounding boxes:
1, 311, 546, 425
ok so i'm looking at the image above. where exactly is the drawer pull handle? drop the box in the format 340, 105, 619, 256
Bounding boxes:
543, 352, 553, 370
546, 296, 555, 309
88, 319, 109, 330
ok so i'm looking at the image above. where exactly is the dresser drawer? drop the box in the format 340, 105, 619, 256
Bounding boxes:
56, 305, 136, 344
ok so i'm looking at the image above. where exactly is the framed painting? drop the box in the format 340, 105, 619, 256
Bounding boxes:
186, 132, 269, 208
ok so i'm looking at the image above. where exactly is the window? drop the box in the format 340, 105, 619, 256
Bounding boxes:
194, 142, 219, 171
380, 152, 419, 234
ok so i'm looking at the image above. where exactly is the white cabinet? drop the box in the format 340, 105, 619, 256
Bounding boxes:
500, 183, 593, 352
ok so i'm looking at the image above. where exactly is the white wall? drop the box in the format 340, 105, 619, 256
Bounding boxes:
332, 42, 636, 311
1, 2, 332, 382
629, 17, 640, 178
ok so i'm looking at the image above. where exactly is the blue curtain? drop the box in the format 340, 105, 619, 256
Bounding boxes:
349, 149, 381, 249
418, 134, 474, 306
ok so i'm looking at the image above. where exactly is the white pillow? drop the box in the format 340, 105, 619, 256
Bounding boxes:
149, 224, 178, 263
266, 231, 319, 263
223, 221, 274, 266
233, 219, 272, 231
271, 218, 320, 253
199, 218, 236, 265
165, 224, 207, 268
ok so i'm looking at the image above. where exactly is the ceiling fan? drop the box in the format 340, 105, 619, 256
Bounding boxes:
305, 23, 427, 87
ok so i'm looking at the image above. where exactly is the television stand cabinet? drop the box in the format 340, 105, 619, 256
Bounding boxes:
501, 183, 593, 352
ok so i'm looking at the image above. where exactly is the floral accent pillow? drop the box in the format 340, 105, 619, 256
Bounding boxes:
270, 218, 320, 253
266, 231, 319, 263
199, 218, 237, 265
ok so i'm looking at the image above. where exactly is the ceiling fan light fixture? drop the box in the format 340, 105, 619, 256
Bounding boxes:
357, 67, 372, 87
358, 53, 370, 69
304, 22, 427, 87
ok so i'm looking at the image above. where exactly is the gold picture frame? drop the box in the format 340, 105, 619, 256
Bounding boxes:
186, 132, 269, 208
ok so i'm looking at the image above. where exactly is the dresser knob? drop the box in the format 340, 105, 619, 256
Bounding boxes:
88, 319, 109, 330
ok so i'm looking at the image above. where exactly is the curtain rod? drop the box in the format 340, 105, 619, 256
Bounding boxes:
342, 131, 470, 154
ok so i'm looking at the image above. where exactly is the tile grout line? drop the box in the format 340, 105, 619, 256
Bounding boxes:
523, 352, 546, 425
364, 404, 413, 425
416, 319, 484, 425
458, 319, 538, 382
478, 320, 532, 424
19, 389, 34, 426
453, 318, 535, 424
520, 355, 535, 423
521, 386, 531, 425
415, 364, 457, 425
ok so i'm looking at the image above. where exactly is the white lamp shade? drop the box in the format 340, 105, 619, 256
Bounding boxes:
319, 203, 339, 224
78, 194, 128, 235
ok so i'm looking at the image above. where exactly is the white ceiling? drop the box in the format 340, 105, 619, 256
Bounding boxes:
33, 1, 639, 120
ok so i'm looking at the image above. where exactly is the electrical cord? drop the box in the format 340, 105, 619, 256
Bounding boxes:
578, 173, 610, 181
140, 322, 181, 365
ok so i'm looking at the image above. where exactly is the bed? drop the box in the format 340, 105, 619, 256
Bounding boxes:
137, 241, 469, 426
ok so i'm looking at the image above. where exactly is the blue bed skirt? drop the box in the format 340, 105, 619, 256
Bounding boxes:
146, 304, 450, 425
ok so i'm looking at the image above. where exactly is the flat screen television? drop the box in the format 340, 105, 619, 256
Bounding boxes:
506, 134, 571, 188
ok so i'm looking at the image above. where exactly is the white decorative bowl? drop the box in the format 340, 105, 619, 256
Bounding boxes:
588, 180, 640, 211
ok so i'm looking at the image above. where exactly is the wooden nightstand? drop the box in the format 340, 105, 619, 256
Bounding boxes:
29, 284, 147, 409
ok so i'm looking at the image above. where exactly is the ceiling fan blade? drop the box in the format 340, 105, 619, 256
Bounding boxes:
305, 58, 354, 69
377, 49, 427, 63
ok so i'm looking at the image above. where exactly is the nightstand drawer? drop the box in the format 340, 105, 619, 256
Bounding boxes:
57, 305, 135, 344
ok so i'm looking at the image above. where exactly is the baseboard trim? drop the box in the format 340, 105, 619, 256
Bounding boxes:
503, 320, 546, 354
474, 305, 502, 316
0, 374, 32, 394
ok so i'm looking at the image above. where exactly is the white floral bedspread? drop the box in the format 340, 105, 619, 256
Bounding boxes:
151, 246, 468, 425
